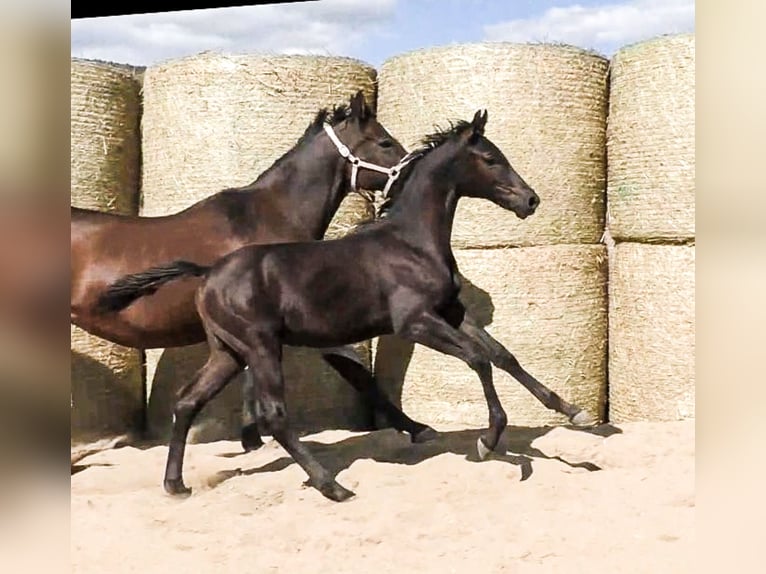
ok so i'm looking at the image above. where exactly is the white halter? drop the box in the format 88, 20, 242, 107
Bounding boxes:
323, 123, 420, 200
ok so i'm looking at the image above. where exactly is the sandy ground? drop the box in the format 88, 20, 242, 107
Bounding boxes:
71, 420, 694, 573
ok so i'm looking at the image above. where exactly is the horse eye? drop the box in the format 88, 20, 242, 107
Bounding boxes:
483, 155, 496, 166
379, 139, 393, 148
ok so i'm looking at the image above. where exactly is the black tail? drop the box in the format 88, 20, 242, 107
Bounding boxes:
95, 260, 210, 314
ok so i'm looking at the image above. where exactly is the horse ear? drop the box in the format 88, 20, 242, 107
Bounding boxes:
350, 90, 368, 121
471, 109, 488, 136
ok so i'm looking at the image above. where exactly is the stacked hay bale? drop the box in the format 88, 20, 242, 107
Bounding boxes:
375, 43, 609, 427
70, 58, 144, 442
606, 34, 695, 422
140, 53, 379, 442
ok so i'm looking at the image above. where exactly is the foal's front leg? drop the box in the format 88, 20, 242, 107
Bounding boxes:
458, 313, 597, 427
248, 336, 355, 502
399, 312, 507, 459
165, 347, 242, 495
240, 367, 265, 452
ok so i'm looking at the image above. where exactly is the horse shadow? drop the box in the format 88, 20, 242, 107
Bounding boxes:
373, 273, 495, 417
209, 422, 622, 490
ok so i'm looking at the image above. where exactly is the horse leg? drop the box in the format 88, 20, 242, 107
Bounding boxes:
249, 337, 355, 502
459, 314, 597, 427
400, 312, 506, 460
240, 367, 265, 452
321, 346, 437, 443
164, 343, 242, 496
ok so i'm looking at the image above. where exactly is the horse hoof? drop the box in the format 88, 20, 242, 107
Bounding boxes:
164, 479, 192, 497
477, 437, 492, 460
411, 426, 438, 444
319, 482, 356, 502
571, 410, 597, 427
241, 424, 265, 452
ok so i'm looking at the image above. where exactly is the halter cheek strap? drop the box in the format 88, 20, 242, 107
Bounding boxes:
323, 123, 419, 200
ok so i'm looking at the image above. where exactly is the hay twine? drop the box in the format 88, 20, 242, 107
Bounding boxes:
70, 58, 141, 215
378, 43, 609, 248
374, 245, 608, 427
70, 325, 143, 443
607, 34, 695, 242
140, 52, 378, 216
608, 243, 695, 422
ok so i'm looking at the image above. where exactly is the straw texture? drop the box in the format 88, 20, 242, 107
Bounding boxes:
71, 325, 143, 443
606, 34, 695, 242
378, 43, 608, 247
325, 192, 375, 239
608, 243, 695, 422
140, 52, 378, 215
70, 58, 141, 214
374, 245, 608, 427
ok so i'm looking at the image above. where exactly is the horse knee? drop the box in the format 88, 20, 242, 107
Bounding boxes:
172, 397, 200, 425
465, 350, 491, 378
494, 350, 519, 372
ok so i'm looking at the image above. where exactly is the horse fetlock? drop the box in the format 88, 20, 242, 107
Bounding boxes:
255, 400, 287, 433
241, 423, 265, 452
164, 478, 192, 497
491, 410, 508, 431
411, 425, 438, 444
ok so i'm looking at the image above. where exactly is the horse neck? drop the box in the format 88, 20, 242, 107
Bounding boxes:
245, 132, 348, 240
388, 153, 461, 257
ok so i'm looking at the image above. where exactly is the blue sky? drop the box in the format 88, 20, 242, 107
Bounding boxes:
71, 0, 695, 68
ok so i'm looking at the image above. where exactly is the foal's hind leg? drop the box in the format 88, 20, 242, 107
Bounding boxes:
164, 344, 242, 496
321, 346, 437, 443
240, 367, 265, 452
248, 336, 355, 502
459, 314, 597, 427
399, 312, 507, 459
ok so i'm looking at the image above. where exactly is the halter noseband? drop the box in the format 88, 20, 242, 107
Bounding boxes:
323, 123, 419, 201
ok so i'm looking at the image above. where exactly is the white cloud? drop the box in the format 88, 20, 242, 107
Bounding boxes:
71, 0, 397, 67
484, 0, 694, 55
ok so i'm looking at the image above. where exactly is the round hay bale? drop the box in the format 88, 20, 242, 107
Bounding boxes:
71, 58, 144, 443
71, 325, 143, 444
606, 34, 695, 242
377, 43, 608, 248
374, 245, 607, 427
140, 52, 378, 215
138, 53, 380, 439
144, 342, 373, 443
70, 58, 141, 214
608, 243, 695, 422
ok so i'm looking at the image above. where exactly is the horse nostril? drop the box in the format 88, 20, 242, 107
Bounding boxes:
528, 194, 539, 209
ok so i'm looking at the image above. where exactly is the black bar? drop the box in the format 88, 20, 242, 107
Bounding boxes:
72, 0, 317, 19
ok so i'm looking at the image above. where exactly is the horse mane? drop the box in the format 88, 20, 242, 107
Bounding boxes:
293, 104, 353, 147
374, 119, 473, 218
257, 103, 363, 178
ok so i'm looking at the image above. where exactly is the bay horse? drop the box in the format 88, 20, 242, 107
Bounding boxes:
71, 91, 435, 450
99, 110, 595, 501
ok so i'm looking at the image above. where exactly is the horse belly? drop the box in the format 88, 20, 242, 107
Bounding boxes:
280, 294, 390, 349
73, 276, 206, 348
